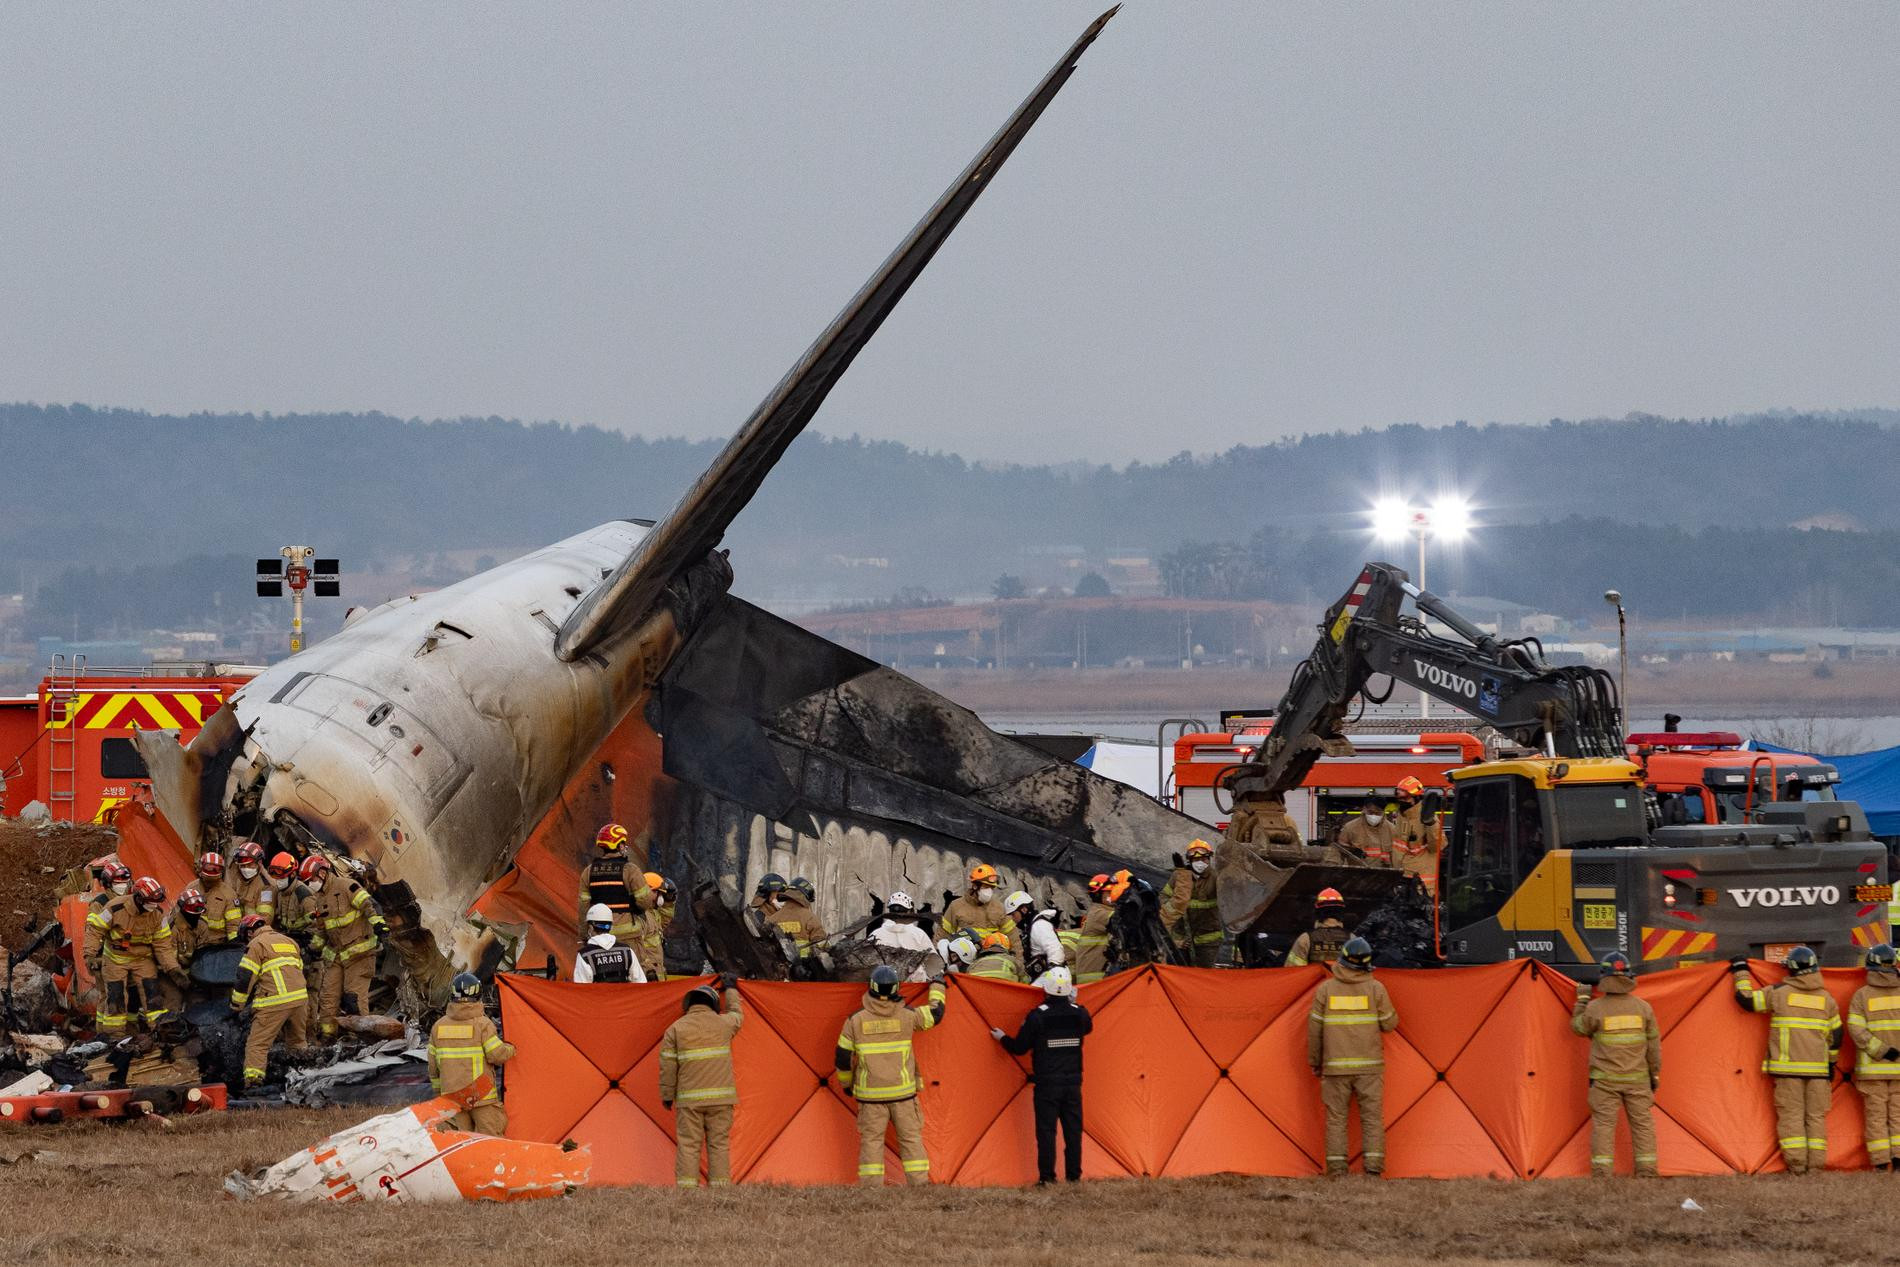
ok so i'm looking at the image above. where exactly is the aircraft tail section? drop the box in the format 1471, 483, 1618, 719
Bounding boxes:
555, 8, 1120, 662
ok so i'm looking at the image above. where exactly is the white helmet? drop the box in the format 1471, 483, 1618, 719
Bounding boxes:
584, 903, 615, 927
886, 891, 915, 915
1003, 890, 1034, 917
942, 934, 978, 967
1040, 966, 1075, 998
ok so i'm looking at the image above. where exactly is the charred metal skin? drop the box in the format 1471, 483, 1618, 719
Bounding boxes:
135, 13, 1151, 994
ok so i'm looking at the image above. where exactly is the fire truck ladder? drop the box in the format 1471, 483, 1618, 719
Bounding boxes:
45, 654, 85, 820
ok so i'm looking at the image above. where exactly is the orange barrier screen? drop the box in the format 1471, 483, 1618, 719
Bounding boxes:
500, 960, 1881, 1183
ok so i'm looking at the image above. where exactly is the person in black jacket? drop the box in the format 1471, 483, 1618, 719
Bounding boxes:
991, 965, 1092, 1184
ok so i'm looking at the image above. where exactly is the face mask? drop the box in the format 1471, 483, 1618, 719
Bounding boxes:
976, 886, 996, 903
238, 866, 258, 881
1362, 811, 1382, 825
1191, 860, 1209, 875
272, 876, 290, 891
110, 881, 130, 896
307, 876, 325, 894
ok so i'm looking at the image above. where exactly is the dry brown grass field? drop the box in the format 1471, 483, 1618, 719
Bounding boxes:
3, 1109, 1896, 1267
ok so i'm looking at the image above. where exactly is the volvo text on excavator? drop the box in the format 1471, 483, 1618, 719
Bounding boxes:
1215, 563, 1890, 972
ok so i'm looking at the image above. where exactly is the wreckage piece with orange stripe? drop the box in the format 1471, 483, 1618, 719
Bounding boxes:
224, 1083, 589, 1204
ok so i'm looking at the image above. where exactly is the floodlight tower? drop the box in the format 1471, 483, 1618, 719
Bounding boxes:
1371, 497, 1472, 719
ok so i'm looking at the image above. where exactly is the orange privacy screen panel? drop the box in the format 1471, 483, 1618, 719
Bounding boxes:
500, 960, 1879, 1184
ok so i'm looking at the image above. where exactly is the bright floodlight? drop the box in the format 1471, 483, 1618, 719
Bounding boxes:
1371, 498, 1413, 544
1428, 497, 1471, 542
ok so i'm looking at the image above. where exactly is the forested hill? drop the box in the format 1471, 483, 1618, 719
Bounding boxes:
4, 403, 1896, 620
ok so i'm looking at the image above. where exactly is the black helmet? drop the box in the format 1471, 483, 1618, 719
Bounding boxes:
1784, 945, 1819, 974
1599, 951, 1633, 977
682, 984, 721, 1013
756, 873, 787, 899
869, 963, 902, 1000
790, 876, 816, 904
450, 972, 482, 1001
1869, 943, 1899, 971
1341, 936, 1373, 968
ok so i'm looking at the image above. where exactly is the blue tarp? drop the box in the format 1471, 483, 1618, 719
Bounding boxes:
1757, 741, 1900, 838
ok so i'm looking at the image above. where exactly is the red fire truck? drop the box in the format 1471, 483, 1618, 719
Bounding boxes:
0, 658, 259, 824
1170, 712, 1488, 838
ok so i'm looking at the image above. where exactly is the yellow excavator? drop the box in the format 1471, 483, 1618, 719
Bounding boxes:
1216, 564, 1890, 971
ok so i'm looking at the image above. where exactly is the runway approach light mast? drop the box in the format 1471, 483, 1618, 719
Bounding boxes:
256, 547, 340, 655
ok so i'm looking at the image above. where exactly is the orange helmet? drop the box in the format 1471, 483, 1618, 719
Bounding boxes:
267, 851, 298, 880
1316, 887, 1346, 912
1105, 869, 1133, 903
969, 863, 1000, 887
1396, 776, 1426, 798
595, 823, 629, 851
298, 854, 333, 883
643, 871, 665, 891
1185, 839, 1214, 860
979, 931, 1011, 952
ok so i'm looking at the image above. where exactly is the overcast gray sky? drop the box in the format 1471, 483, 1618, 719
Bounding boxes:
4, 3, 1897, 464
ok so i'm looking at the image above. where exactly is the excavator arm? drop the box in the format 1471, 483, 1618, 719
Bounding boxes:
1229, 563, 1623, 808
1214, 563, 1622, 955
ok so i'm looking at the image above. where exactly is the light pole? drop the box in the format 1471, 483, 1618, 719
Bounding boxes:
256, 549, 341, 657
1604, 590, 1628, 731
1373, 497, 1471, 719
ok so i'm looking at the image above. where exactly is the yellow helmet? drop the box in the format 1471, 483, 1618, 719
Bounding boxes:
1185, 839, 1214, 860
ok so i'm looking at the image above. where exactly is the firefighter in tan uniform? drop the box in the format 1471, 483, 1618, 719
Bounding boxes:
1733, 945, 1842, 1173
429, 972, 516, 1135
771, 876, 828, 963
660, 974, 744, 1186
1572, 951, 1661, 1177
940, 864, 1021, 959
968, 931, 1026, 981
196, 852, 241, 944
639, 872, 677, 980
1389, 777, 1444, 893
1070, 875, 1117, 983
231, 914, 309, 1087
230, 841, 277, 924
1285, 890, 1350, 967
300, 854, 388, 1039
579, 822, 645, 943
1336, 799, 1396, 868
84, 877, 186, 1035
1161, 840, 1223, 968
157, 887, 210, 1017
1308, 936, 1399, 1177
835, 964, 949, 1185
1847, 942, 1900, 1170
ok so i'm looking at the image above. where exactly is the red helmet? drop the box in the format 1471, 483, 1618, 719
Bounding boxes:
131, 876, 166, 907
233, 841, 265, 867
595, 822, 629, 851
89, 854, 117, 879
267, 851, 298, 880
237, 913, 269, 941
197, 851, 226, 880
177, 887, 207, 916
1086, 873, 1111, 897
298, 854, 332, 883
1316, 887, 1346, 912
102, 860, 133, 887
1396, 776, 1426, 798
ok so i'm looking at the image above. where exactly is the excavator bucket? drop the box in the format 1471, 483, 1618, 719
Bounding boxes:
1214, 807, 1417, 965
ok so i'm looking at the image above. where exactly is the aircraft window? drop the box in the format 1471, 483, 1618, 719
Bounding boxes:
365, 703, 392, 728
99, 738, 149, 780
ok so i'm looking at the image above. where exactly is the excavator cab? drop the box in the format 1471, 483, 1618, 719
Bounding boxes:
1439, 758, 1647, 965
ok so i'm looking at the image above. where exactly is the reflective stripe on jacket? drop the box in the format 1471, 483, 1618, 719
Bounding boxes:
659, 989, 744, 1106
1848, 972, 1900, 1077
967, 951, 1024, 982
941, 895, 1019, 957
1737, 969, 1841, 1076
836, 983, 947, 1102
428, 999, 514, 1104
308, 877, 381, 962
1307, 961, 1398, 1074
84, 896, 181, 971
232, 929, 307, 1009
1161, 867, 1222, 946
1571, 976, 1661, 1086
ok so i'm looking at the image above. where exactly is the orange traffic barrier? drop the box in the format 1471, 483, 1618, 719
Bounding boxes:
500, 959, 1887, 1182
